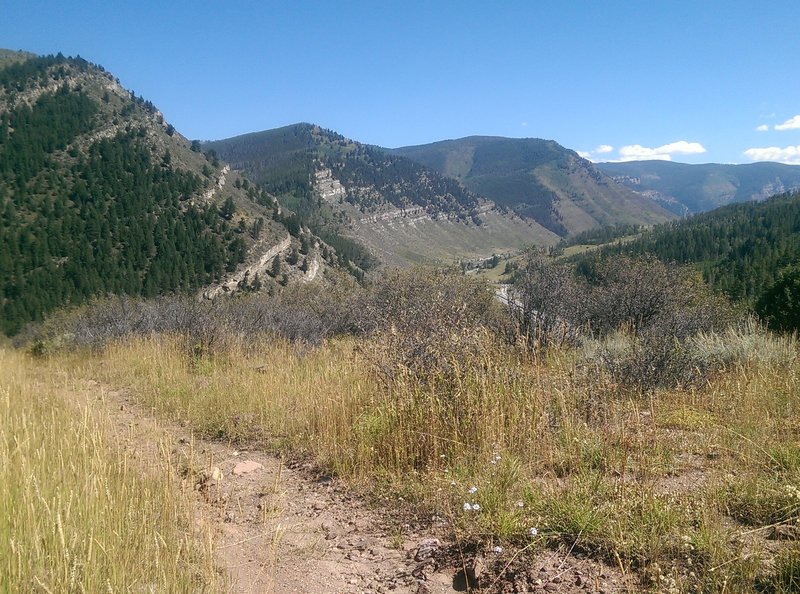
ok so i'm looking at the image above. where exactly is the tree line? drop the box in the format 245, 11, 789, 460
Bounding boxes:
575, 191, 800, 330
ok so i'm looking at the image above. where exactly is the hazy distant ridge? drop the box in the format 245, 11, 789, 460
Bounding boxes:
597, 160, 800, 214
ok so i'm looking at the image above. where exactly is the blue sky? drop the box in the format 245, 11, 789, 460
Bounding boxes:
3, 0, 800, 164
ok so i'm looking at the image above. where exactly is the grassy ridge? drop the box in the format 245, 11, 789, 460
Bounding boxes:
393, 136, 674, 237
0, 349, 220, 592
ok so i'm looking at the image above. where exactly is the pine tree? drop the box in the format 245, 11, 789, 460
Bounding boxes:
220, 196, 236, 220
270, 256, 281, 277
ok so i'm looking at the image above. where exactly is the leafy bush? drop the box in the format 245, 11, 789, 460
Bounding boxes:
511, 248, 583, 350
25, 277, 363, 353
28, 295, 226, 354
516, 251, 739, 390
217, 278, 361, 345
587, 331, 698, 391
577, 254, 735, 338
354, 268, 508, 384
757, 263, 800, 332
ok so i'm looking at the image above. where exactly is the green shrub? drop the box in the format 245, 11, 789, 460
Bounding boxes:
355, 268, 508, 384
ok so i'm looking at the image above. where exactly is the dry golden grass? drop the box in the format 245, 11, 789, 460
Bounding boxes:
0, 348, 221, 593
34, 327, 800, 592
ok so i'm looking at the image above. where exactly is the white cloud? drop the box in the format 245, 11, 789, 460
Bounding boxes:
521, 121, 528, 127
756, 124, 769, 132
617, 148, 672, 161
616, 140, 706, 162
743, 145, 800, 164
577, 144, 614, 162
774, 115, 800, 131
657, 141, 707, 154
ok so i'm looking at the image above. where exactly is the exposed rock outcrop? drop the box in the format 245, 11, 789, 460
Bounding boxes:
315, 168, 346, 202
203, 233, 291, 299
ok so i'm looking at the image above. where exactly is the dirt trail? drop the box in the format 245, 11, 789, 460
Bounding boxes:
66, 374, 637, 594
83, 379, 459, 594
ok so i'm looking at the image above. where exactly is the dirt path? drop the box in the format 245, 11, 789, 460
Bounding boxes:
61, 373, 638, 594
82, 379, 460, 594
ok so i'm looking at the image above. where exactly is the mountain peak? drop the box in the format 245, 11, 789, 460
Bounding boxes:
393, 135, 673, 236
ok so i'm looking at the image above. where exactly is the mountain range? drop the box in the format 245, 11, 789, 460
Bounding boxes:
206, 126, 678, 265
205, 124, 560, 266
3, 48, 800, 334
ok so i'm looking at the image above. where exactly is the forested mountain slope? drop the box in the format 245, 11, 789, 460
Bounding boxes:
208, 123, 484, 216
579, 191, 800, 313
0, 53, 327, 334
393, 136, 674, 236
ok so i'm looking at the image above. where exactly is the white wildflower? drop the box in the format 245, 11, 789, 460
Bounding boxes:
528, 527, 538, 537
468, 486, 478, 494
492, 545, 503, 554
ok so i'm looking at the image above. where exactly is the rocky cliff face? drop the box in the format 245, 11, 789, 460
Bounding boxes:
314, 168, 346, 203
207, 124, 563, 266
307, 167, 558, 266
